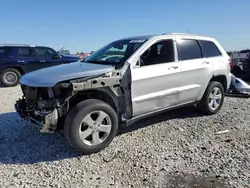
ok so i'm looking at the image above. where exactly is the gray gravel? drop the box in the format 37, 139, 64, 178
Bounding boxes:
0, 86, 250, 188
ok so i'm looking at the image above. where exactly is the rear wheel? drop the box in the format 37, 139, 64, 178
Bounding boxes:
0, 68, 21, 87
64, 99, 118, 154
197, 81, 225, 115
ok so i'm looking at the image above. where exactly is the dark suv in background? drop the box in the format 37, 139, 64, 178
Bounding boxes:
0, 44, 79, 87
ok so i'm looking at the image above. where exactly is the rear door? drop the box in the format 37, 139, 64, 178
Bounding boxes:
198, 40, 225, 75
0, 47, 16, 70
176, 38, 213, 102
16, 47, 38, 73
35, 47, 63, 69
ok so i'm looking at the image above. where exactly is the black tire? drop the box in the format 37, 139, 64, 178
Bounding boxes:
64, 99, 118, 154
197, 81, 225, 115
0, 68, 21, 87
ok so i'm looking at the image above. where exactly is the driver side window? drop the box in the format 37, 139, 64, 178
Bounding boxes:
140, 40, 175, 66
36, 47, 57, 58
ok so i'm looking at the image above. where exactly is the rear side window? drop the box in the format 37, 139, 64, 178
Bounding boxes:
177, 39, 202, 61
36, 47, 57, 57
199, 40, 221, 57
18, 47, 36, 57
0, 47, 12, 58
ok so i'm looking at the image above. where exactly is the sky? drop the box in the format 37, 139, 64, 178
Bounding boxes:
0, 0, 249, 53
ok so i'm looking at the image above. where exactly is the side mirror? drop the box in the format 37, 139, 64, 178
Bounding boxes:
53, 54, 62, 59
134, 58, 143, 67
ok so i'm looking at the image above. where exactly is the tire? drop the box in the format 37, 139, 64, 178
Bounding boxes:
0, 68, 21, 87
64, 99, 118, 154
197, 81, 225, 115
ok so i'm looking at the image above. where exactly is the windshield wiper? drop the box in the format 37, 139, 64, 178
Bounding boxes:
85, 60, 116, 65
84, 60, 101, 64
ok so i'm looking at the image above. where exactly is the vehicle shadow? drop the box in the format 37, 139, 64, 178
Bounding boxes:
118, 105, 202, 135
0, 106, 201, 165
0, 112, 80, 164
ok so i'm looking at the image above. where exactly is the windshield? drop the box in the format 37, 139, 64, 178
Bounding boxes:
84, 39, 146, 65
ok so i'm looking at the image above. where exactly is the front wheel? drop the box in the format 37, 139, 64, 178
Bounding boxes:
64, 99, 118, 154
197, 81, 225, 115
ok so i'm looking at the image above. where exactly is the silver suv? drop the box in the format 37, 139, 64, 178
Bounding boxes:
15, 33, 232, 154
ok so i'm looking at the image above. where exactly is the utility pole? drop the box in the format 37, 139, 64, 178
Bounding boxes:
187, 29, 189, 34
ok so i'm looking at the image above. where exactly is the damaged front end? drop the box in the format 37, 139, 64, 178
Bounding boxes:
15, 84, 71, 133
15, 70, 125, 133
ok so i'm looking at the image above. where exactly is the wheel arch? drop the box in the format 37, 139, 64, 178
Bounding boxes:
5, 66, 25, 75
69, 87, 124, 117
209, 75, 227, 91
197, 75, 227, 101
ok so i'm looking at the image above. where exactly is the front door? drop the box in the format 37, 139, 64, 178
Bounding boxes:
131, 39, 183, 116
35, 47, 63, 70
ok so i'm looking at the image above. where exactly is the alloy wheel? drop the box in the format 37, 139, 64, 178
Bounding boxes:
79, 110, 112, 146
208, 87, 222, 111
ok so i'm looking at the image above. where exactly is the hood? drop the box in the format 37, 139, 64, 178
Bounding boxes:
20, 62, 114, 87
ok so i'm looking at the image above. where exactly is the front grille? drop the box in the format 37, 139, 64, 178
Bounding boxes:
20, 84, 38, 101
21, 84, 28, 97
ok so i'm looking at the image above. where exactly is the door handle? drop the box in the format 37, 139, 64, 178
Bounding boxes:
17, 60, 25, 63
170, 66, 178, 69
202, 61, 210, 64
40, 60, 46, 63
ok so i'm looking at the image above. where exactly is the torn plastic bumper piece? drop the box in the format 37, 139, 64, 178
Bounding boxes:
226, 74, 250, 98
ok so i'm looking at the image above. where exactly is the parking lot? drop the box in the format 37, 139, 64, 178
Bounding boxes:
0, 86, 249, 188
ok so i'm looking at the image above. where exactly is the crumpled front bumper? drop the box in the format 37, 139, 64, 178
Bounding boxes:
15, 98, 59, 133
15, 98, 44, 128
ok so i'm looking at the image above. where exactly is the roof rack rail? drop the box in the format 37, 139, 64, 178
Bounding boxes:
162, 32, 199, 36
0, 44, 31, 47
167, 32, 188, 35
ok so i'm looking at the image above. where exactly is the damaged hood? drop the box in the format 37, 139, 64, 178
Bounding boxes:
20, 62, 114, 87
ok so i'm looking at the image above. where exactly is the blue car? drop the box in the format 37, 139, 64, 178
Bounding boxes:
0, 44, 79, 87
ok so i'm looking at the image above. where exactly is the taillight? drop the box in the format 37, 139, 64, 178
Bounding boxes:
229, 59, 232, 69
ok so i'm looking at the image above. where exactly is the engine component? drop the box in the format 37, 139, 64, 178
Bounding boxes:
39, 108, 59, 133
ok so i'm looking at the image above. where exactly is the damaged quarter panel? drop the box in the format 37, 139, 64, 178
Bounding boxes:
70, 62, 133, 120
20, 62, 115, 87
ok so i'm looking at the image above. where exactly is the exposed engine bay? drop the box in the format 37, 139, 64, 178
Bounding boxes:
15, 70, 128, 133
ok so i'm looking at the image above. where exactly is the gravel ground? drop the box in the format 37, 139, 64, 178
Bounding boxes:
0, 86, 250, 188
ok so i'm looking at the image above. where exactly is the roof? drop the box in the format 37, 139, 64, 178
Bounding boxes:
117, 33, 212, 42
0, 44, 32, 47
0, 44, 51, 48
